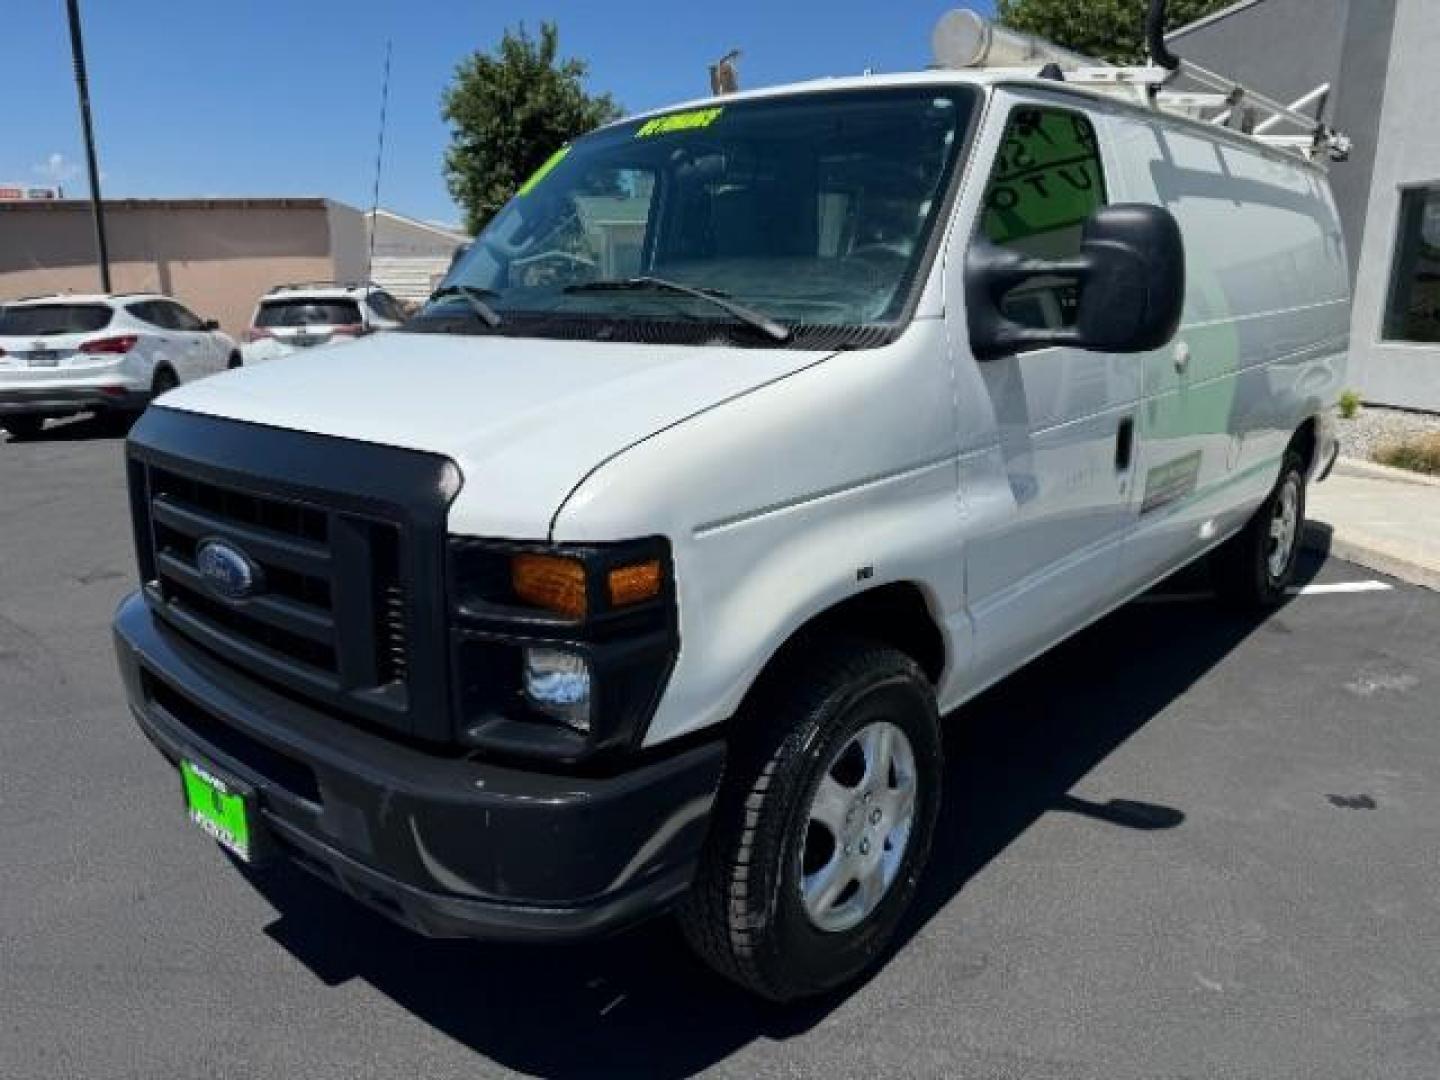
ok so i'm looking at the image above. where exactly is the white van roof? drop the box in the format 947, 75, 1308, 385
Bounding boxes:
609, 69, 1331, 175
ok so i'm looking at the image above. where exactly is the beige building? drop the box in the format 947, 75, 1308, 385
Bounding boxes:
365, 208, 469, 302
0, 197, 367, 334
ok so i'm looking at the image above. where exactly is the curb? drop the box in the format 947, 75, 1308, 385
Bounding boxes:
1303, 521, 1440, 593
1333, 456, 1440, 489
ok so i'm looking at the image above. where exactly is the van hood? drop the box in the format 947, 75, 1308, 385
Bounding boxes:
160, 331, 829, 538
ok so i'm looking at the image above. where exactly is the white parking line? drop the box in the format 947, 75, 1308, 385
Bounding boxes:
1287, 580, 1393, 596
1138, 579, 1394, 604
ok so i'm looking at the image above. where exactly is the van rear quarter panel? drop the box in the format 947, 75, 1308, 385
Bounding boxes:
1103, 111, 1349, 576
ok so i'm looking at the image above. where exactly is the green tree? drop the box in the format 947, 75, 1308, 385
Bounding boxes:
996, 0, 1236, 64
442, 22, 621, 234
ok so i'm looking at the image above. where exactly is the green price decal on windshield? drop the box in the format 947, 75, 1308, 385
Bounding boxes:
982, 109, 1105, 245
635, 107, 724, 138
517, 145, 571, 197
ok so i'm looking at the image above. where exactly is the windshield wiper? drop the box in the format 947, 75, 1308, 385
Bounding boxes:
428, 284, 503, 328
564, 276, 791, 343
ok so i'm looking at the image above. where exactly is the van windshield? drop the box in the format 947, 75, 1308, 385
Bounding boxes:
418, 87, 976, 347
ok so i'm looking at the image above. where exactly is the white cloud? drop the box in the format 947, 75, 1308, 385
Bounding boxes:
33, 152, 81, 185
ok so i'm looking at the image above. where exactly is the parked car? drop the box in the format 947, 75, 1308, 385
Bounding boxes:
240, 282, 405, 363
0, 293, 239, 438
112, 19, 1347, 1001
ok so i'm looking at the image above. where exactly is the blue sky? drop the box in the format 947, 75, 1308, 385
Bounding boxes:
7, 0, 992, 228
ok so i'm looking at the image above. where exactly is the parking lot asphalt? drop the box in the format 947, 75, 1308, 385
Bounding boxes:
4, 415, 1440, 1080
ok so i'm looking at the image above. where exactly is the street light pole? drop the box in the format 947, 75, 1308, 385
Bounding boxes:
65, 0, 111, 293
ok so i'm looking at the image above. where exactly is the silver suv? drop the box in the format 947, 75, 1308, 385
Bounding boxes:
241, 282, 405, 362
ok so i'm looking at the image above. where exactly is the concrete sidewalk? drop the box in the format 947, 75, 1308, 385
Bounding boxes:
1304, 457, 1440, 591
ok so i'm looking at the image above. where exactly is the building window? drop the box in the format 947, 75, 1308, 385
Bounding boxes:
1384, 186, 1440, 343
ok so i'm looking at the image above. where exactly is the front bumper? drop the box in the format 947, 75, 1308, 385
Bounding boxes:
0, 385, 148, 416
113, 591, 724, 942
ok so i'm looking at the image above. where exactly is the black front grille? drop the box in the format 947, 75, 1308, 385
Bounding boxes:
126, 408, 458, 742
143, 464, 408, 707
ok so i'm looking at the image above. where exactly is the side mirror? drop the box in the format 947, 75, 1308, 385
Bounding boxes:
203, 318, 220, 331
966, 203, 1185, 360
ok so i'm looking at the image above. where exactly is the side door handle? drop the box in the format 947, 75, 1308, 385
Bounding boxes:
1115, 416, 1135, 471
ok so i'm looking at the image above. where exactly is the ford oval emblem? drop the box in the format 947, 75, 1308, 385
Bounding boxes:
195, 538, 263, 601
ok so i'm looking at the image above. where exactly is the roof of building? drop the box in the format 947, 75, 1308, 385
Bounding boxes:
366, 207, 469, 243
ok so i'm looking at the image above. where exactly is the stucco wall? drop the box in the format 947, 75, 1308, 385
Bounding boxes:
1169, 0, 1396, 284
1170, 0, 1440, 411
1348, 0, 1440, 410
0, 199, 366, 335
327, 202, 369, 285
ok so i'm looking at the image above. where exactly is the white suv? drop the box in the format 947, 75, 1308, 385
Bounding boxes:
0, 293, 239, 439
241, 282, 405, 363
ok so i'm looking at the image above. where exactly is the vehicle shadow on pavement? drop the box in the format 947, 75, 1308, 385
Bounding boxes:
4, 414, 133, 443
241, 552, 1326, 1079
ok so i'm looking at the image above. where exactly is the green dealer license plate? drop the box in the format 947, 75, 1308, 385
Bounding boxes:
181, 759, 254, 861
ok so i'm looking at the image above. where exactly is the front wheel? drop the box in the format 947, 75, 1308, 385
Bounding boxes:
1211, 450, 1306, 608
678, 640, 942, 1001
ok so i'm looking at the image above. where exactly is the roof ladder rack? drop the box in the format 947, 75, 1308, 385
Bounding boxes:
1061, 60, 1350, 163
930, 1, 1351, 165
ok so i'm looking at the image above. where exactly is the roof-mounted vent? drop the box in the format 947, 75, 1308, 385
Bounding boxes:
931, 9, 1107, 71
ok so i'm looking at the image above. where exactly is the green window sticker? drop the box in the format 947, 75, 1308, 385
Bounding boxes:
982, 109, 1105, 246
517, 145, 571, 197
635, 107, 724, 138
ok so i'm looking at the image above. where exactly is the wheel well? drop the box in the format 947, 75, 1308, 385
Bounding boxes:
1289, 417, 1318, 475
757, 583, 947, 691
151, 364, 177, 391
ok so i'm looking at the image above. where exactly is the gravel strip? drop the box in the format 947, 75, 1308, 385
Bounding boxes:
1336, 404, 1440, 462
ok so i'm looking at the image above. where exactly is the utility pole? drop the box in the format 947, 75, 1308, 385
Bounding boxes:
65, 0, 111, 292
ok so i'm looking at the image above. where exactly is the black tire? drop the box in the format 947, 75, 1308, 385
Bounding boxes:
227, 353, 243, 369
678, 639, 942, 1001
151, 367, 179, 399
1212, 449, 1307, 609
95, 409, 139, 436
3, 415, 45, 440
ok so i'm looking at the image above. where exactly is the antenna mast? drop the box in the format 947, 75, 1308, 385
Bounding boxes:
367, 39, 393, 282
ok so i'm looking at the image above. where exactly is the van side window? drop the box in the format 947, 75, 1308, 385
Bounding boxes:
980, 106, 1107, 329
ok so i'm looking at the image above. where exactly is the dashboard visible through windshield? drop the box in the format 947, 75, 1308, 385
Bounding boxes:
415, 86, 977, 348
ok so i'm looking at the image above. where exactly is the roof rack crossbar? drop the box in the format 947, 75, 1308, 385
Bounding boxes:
269, 280, 381, 292
1059, 61, 1349, 160
931, 2, 1351, 164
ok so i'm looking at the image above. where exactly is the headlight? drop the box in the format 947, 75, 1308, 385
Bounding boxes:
447, 536, 677, 764
523, 647, 591, 732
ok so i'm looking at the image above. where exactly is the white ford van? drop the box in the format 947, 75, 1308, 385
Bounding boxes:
112, 13, 1347, 1001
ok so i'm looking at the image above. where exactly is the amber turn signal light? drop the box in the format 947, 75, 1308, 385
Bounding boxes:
607, 559, 662, 608
512, 553, 587, 619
